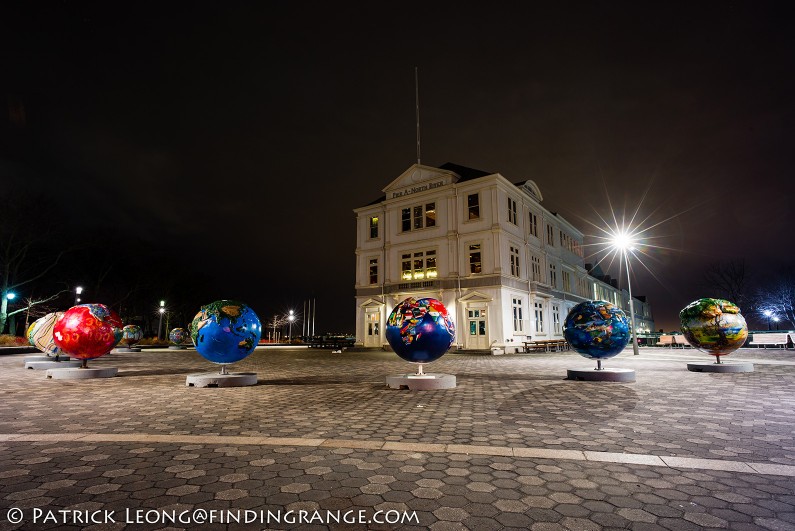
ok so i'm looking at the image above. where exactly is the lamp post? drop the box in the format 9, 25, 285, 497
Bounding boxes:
74, 286, 83, 305
773, 316, 780, 331
6, 292, 16, 301
158, 300, 166, 340
612, 233, 640, 356
764, 310, 772, 330
288, 310, 295, 342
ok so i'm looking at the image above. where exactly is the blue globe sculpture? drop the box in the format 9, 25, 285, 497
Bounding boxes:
385, 297, 455, 364
190, 300, 261, 365
563, 300, 631, 359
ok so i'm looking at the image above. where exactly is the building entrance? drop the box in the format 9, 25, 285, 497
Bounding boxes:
466, 308, 488, 349
364, 310, 381, 347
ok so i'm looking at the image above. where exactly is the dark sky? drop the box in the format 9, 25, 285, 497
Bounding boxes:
3, 1, 793, 333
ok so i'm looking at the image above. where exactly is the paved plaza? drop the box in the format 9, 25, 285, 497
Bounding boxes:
0, 347, 794, 530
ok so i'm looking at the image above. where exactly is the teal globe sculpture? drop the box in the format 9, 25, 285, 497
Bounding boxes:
385, 297, 455, 364
190, 300, 261, 365
563, 300, 631, 359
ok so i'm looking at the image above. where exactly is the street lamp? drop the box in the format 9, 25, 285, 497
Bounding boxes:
158, 300, 166, 340
764, 310, 772, 330
75, 286, 83, 305
612, 232, 640, 356
288, 310, 295, 342
773, 316, 780, 331
6, 292, 15, 300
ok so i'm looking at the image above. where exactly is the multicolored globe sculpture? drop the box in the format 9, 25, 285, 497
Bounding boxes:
121, 324, 143, 347
563, 301, 631, 360
53, 304, 123, 360
190, 300, 261, 365
32, 312, 65, 357
680, 298, 748, 358
26, 319, 41, 346
169, 327, 188, 345
385, 297, 455, 364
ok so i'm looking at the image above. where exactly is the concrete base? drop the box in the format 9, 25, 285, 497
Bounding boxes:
25, 360, 83, 370
687, 361, 754, 373
386, 373, 457, 390
23, 355, 71, 363
46, 367, 118, 379
186, 372, 257, 388
567, 367, 636, 382
114, 347, 141, 352
169, 346, 188, 350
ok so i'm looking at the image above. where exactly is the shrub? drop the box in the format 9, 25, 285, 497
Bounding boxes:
0, 335, 29, 347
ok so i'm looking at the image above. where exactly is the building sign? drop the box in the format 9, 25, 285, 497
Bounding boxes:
391, 180, 445, 199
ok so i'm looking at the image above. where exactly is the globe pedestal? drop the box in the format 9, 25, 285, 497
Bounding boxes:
687, 360, 753, 373
568, 360, 635, 382
386, 363, 456, 390
46, 366, 118, 379
114, 347, 141, 353
186, 369, 257, 388
23, 355, 71, 363
26, 360, 83, 370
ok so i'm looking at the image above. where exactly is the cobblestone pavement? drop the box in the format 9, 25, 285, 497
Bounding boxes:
0, 347, 793, 530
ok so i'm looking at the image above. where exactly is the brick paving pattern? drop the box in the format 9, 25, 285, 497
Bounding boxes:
0, 347, 793, 529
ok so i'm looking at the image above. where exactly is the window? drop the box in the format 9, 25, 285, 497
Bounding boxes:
534, 301, 544, 333
562, 270, 571, 292
549, 263, 557, 288
531, 255, 542, 282
512, 297, 524, 333
552, 305, 561, 334
369, 258, 378, 285
508, 198, 518, 225
510, 246, 520, 277
401, 250, 437, 280
529, 213, 538, 237
469, 244, 482, 274
546, 225, 554, 245
369, 216, 379, 239
401, 203, 436, 232
467, 193, 480, 220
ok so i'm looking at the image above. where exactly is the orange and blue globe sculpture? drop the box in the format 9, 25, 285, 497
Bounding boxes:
53, 304, 123, 364
26, 319, 40, 346
680, 298, 748, 361
169, 327, 188, 345
385, 297, 455, 365
190, 300, 261, 366
121, 324, 143, 347
564, 300, 631, 367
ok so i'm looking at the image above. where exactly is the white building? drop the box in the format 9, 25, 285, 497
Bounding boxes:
354, 163, 654, 351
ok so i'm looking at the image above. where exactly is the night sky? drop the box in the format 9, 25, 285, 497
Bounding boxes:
2, 1, 793, 333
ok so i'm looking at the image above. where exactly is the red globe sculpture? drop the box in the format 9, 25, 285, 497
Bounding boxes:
53, 304, 123, 361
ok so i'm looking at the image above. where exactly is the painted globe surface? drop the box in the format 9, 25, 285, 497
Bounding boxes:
26, 319, 41, 346
53, 304, 123, 360
32, 312, 65, 356
385, 297, 455, 364
680, 298, 748, 356
190, 300, 261, 364
121, 324, 143, 347
563, 300, 631, 359
169, 327, 188, 345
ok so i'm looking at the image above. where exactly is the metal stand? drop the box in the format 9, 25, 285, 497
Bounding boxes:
416, 363, 424, 376
596, 360, 603, 371
220, 364, 228, 375
715, 355, 721, 364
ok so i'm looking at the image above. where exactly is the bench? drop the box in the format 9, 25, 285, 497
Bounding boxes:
658, 335, 691, 348
522, 339, 568, 353
749, 333, 793, 349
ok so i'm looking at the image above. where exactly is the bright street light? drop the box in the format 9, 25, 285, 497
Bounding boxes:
611, 231, 640, 356
158, 301, 166, 340
764, 309, 773, 330
288, 310, 295, 341
75, 286, 83, 305
6, 292, 16, 300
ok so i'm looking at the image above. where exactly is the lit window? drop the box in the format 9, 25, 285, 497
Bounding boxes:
369, 216, 379, 239
467, 193, 480, 220
425, 203, 436, 227
401, 250, 437, 280
469, 244, 482, 274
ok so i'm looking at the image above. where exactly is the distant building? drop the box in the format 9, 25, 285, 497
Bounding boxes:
354, 163, 654, 351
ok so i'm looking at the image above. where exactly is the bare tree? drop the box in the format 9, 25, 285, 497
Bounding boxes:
751, 279, 795, 329
700, 260, 747, 306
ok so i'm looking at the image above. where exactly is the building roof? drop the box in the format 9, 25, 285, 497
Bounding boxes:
438, 162, 493, 182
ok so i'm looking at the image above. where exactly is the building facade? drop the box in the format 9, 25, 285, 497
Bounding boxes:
354, 163, 654, 351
